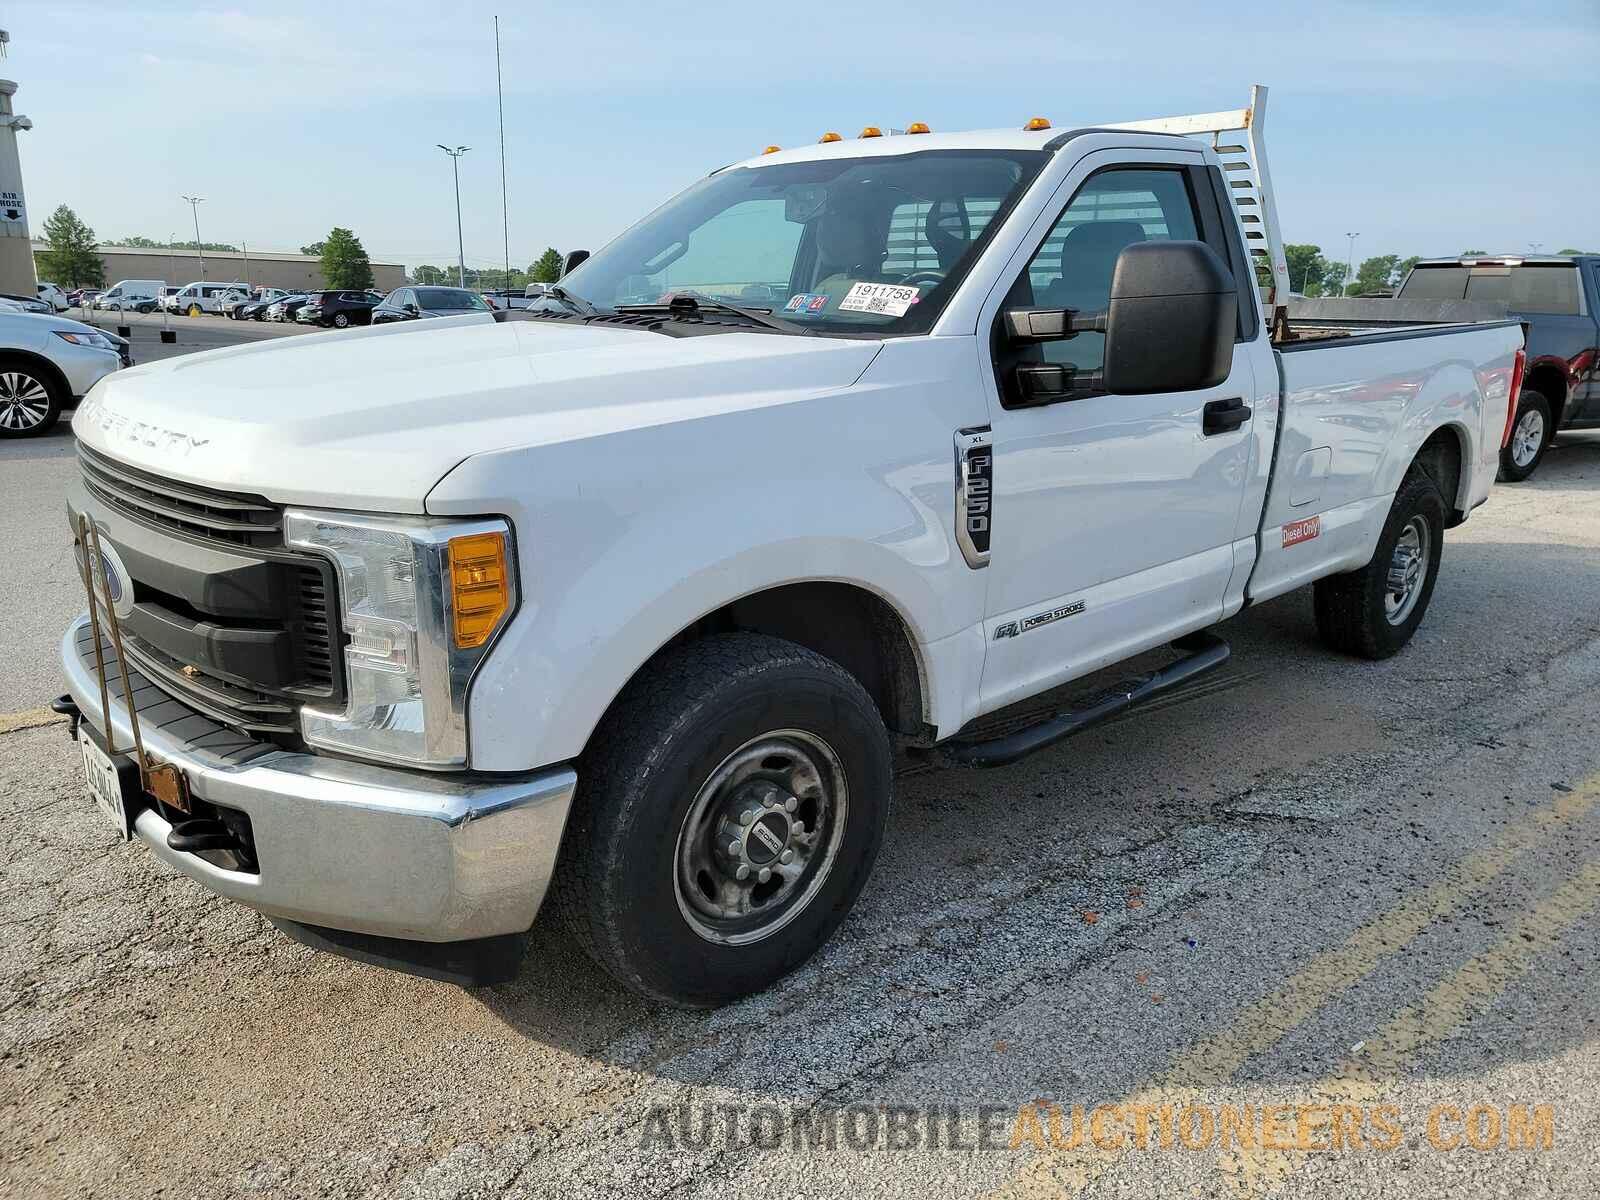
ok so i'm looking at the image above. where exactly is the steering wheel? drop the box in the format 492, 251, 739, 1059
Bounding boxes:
897, 270, 947, 287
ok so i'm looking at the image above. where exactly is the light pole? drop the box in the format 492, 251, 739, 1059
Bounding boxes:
1344, 232, 1359, 297
182, 195, 206, 281
436, 145, 469, 288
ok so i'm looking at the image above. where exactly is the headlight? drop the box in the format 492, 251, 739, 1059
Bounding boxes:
53, 329, 119, 352
284, 510, 516, 769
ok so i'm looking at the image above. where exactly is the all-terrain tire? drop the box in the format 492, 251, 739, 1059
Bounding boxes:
548, 633, 893, 1007
1313, 470, 1447, 660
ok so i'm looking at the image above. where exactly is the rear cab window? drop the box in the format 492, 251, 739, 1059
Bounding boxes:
1401, 263, 1583, 314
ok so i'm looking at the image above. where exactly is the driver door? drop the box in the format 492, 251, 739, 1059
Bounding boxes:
976, 152, 1260, 714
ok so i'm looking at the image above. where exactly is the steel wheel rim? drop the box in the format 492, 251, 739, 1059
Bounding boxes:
673, 729, 848, 946
1511, 408, 1544, 467
1384, 515, 1430, 625
0, 371, 51, 431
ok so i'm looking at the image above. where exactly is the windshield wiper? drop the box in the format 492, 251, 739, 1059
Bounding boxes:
616, 295, 810, 335
541, 285, 599, 316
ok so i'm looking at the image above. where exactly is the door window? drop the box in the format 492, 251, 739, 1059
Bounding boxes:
1007, 168, 1202, 374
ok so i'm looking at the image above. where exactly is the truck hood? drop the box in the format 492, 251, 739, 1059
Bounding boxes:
71, 315, 881, 513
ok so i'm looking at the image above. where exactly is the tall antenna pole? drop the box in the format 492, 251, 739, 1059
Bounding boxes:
495, 15, 510, 293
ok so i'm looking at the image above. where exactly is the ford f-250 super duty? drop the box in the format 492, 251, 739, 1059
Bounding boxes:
58, 88, 1527, 1005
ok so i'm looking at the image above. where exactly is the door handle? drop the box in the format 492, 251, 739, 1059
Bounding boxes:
1203, 397, 1252, 435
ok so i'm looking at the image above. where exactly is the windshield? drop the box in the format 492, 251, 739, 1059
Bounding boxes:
554, 148, 1047, 334
418, 288, 490, 311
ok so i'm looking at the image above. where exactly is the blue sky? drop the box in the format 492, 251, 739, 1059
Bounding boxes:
7, 1, 1598, 272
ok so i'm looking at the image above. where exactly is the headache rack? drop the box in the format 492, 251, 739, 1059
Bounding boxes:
1098, 84, 1292, 340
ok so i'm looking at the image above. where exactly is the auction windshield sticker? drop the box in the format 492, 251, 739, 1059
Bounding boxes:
784, 293, 829, 314
838, 282, 920, 316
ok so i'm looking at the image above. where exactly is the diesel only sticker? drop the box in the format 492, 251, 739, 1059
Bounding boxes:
1283, 515, 1321, 548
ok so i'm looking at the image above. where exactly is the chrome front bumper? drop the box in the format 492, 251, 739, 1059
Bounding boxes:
61, 616, 577, 942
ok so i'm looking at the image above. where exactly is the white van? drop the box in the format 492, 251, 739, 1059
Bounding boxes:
173, 281, 250, 317
96, 279, 165, 313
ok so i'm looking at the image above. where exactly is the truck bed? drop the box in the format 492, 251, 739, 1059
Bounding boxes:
1243, 317, 1525, 606
1280, 296, 1513, 343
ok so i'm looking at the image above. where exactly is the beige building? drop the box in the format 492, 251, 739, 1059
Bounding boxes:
31, 241, 406, 293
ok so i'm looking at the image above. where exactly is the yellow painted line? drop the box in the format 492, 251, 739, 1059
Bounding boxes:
0, 706, 68, 736
988, 775, 1600, 1200
1222, 859, 1600, 1196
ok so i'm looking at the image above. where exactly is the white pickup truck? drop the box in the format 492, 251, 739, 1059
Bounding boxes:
60, 88, 1525, 1005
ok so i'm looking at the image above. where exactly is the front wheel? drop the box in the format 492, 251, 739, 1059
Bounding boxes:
550, 633, 893, 1006
0, 358, 65, 438
1313, 469, 1446, 659
1498, 389, 1553, 482
332, 312, 351, 328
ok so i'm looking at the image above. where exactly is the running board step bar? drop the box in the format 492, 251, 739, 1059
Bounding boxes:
938, 632, 1231, 768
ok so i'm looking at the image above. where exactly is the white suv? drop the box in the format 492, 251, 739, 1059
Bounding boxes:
0, 310, 124, 437
37, 282, 71, 313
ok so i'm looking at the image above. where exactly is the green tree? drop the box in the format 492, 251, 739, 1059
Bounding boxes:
1396, 255, 1423, 284
530, 247, 564, 283
37, 205, 104, 288
1346, 254, 1401, 296
1556, 247, 1598, 255
318, 227, 374, 289
300, 241, 326, 258
1460, 249, 1486, 256
114, 235, 238, 251
411, 264, 450, 286
1320, 262, 1348, 296
1283, 243, 1332, 296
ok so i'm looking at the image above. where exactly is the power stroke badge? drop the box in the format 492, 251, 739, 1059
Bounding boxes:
995, 600, 1085, 640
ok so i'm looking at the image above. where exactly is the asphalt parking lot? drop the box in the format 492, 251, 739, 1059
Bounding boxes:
2, 326, 1599, 1198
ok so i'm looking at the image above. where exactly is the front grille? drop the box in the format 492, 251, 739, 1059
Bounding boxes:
75, 448, 346, 741
117, 633, 299, 734
290, 566, 336, 691
79, 445, 282, 548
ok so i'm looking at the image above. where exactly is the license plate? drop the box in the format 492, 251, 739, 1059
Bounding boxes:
80, 734, 133, 841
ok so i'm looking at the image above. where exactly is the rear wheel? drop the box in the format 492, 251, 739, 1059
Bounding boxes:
0, 358, 65, 438
1313, 469, 1446, 659
549, 633, 893, 1006
1498, 389, 1553, 482
332, 312, 351, 328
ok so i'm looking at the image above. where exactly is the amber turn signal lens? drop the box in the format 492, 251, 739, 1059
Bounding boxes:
859, 125, 883, 138
762, 145, 781, 154
818, 131, 843, 143
448, 531, 510, 649
1024, 116, 1052, 131
905, 122, 930, 134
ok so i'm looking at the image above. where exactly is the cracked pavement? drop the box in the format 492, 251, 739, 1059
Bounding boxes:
3, 410, 1599, 1199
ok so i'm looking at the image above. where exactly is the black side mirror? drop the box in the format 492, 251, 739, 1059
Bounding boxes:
561, 249, 590, 276
1101, 240, 1236, 394
1003, 240, 1236, 403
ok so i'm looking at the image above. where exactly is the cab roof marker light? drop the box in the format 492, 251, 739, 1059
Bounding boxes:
859, 126, 883, 138
818, 131, 843, 143
905, 122, 931, 134
762, 145, 781, 155
1024, 116, 1052, 131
